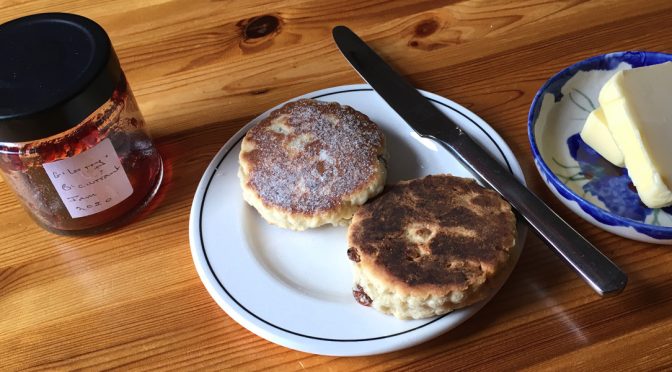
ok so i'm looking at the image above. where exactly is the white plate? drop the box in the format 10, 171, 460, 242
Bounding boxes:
189, 84, 527, 356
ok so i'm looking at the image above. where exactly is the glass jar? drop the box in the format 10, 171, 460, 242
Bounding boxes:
0, 13, 163, 235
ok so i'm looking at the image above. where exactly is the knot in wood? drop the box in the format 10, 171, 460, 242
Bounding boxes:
243, 15, 280, 39
414, 19, 439, 37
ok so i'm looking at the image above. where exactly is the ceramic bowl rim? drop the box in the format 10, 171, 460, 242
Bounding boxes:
527, 50, 672, 236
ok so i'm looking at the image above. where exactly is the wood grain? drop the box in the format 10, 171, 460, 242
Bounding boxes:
2, 0, 672, 370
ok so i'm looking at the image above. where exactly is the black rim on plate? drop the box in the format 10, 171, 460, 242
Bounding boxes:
197, 88, 514, 342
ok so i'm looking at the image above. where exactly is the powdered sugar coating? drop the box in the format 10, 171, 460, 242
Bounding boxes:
239, 99, 386, 216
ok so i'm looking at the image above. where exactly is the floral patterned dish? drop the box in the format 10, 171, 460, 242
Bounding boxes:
528, 51, 672, 244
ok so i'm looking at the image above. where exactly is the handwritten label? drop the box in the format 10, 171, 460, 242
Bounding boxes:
44, 138, 133, 218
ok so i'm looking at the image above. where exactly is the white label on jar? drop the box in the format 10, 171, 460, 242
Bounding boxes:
43, 138, 133, 219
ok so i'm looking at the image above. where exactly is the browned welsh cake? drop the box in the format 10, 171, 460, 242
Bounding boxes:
347, 174, 516, 319
238, 99, 387, 230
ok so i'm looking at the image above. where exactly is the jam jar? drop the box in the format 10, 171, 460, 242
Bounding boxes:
0, 13, 163, 235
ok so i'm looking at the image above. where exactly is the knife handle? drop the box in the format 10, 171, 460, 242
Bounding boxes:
331, 24, 626, 296
437, 135, 628, 296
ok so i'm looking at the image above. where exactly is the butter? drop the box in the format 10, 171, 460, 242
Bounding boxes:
580, 107, 625, 167
598, 62, 672, 208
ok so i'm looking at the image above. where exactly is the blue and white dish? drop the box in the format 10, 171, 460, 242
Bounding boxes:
528, 51, 672, 244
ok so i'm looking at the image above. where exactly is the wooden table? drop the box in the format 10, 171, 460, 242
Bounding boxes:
2, 1, 672, 369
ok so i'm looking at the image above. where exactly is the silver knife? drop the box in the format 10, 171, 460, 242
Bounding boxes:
332, 25, 627, 296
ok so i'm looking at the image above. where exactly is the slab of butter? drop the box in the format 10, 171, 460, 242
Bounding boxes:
599, 62, 672, 208
580, 107, 625, 167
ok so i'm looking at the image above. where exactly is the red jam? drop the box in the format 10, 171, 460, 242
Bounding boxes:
0, 77, 163, 234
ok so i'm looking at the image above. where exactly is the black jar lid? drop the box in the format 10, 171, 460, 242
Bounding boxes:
0, 13, 122, 143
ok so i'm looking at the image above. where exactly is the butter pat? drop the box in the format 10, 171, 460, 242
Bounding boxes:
580, 107, 625, 167
599, 62, 672, 208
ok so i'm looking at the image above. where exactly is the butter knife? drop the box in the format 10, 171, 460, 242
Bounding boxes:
332, 25, 627, 296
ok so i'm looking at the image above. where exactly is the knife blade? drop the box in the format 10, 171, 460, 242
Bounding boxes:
332, 25, 627, 296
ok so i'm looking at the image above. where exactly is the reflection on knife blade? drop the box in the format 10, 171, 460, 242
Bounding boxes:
332, 25, 627, 296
